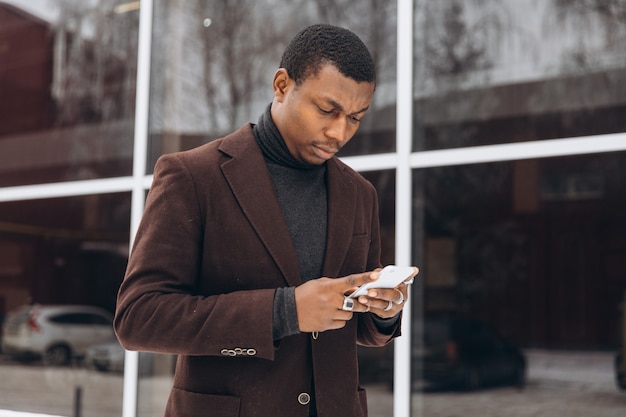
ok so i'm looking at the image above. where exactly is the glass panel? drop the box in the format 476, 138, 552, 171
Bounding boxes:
146, 0, 397, 173
413, 0, 626, 151
358, 169, 396, 414
411, 152, 626, 415
0, 193, 130, 416
363, 169, 397, 268
0, 0, 139, 186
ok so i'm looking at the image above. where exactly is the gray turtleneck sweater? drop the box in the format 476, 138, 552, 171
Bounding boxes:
253, 105, 327, 340
253, 105, 399, 342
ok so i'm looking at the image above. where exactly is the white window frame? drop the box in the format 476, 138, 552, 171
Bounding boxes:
1, 1, 626, 417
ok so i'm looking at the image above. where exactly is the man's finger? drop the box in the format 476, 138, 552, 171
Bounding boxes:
336, 271, 379, 291
403, 266, 419, 284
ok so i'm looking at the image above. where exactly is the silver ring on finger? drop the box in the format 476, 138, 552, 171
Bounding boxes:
383, 300, 393, 311
342, 296, 355, 311
393, 289, 405, 305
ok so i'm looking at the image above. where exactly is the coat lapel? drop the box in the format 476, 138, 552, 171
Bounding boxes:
323, 158, 357, 277
217, 126, 359, 283
218, 126, 301, 287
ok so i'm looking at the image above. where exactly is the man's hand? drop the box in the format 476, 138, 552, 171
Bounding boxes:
295, 271, 379, 333
357, 266, 418, 319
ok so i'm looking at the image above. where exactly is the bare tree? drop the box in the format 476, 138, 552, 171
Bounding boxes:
191, 0, 397, 135
422, 1, 495, 77
53, 0, 138, 126
550, 0, 626, 68
310, 0, 350, 23
196, 0, 283, 133
553, 0, 626, 23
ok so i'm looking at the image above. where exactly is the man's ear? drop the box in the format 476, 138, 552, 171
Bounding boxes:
272, 68, 290, 102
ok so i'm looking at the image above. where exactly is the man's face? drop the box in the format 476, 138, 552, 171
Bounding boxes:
271, 64, 375, 165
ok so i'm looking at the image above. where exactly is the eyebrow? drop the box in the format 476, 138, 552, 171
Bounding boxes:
324, 98, 370, 116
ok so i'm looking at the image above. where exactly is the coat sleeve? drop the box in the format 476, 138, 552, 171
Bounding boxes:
114, 153, 277, 361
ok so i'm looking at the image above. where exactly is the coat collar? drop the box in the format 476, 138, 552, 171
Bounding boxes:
218, 124, 358, 285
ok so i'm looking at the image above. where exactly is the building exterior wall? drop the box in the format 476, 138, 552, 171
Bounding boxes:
0, 4, 54, 135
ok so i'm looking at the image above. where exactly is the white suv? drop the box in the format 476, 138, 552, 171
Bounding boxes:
1, 304, 115, 366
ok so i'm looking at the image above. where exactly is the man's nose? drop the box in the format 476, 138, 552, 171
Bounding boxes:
325, 116, 349, 143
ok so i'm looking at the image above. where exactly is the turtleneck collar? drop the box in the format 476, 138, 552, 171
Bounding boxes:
253, 104, 324, 170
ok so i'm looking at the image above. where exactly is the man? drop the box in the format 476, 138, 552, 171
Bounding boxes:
115, 24, 417, 417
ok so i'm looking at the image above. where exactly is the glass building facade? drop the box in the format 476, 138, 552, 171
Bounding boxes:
0, 1, 625, 416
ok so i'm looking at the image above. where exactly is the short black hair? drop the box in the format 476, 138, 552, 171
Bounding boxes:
279, 24, 376, 85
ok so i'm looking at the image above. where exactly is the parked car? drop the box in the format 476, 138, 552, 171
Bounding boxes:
1, 304, 115, 366
616, 291, 626, 391
84, 338, 154, 375
376, 314, 526, 391
617, 353, 626, 390
85, 338, 126, 372
411, 314, 526, 391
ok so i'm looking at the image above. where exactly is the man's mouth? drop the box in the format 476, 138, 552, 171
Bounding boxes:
313, 144, 339, 159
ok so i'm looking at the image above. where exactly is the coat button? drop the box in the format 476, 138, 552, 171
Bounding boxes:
297, 392, 311, 405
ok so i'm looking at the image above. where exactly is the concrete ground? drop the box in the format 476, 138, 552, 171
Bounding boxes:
366, 349, 625, 417
0, 349, 623, 417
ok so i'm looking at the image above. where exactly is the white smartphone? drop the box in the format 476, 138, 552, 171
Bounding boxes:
348, 265, 416, 298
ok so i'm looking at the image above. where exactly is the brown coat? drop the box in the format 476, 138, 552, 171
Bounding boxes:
114, 124, 400, 417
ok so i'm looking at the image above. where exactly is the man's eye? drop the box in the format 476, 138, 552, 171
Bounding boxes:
349, 115, 361, 123
319, 107, 334, 115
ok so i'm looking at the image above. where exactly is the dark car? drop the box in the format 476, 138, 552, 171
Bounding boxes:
616, 291, 626, 391
617, 352, 626, 391
412, 315, 526, 391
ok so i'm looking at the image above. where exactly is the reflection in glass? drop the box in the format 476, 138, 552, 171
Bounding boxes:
411, 152, 626, 415
413, 0, 626, 150
146, 0, 398, 172
362, 170, 397, 267
137, 353, 176, 417
0, 0, 139, 186
357, 170, 397, 413
0, 193, 130, 416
